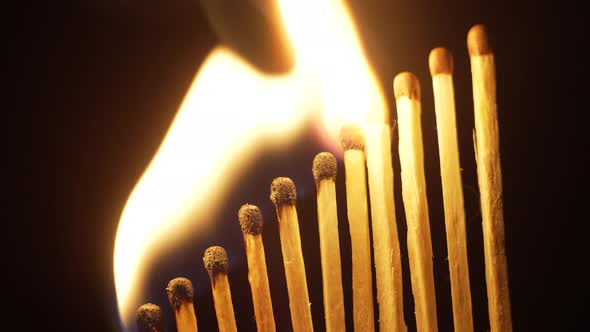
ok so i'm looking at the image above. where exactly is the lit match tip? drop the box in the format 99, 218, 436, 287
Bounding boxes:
340, 124, 365, 151
136, 303, 164, 332
166, 277, 194, 310
270, 177, 297, 206
467, 24, 492, 56
313, 152, 337, 183
429, 47, 454, 75
203, 246, 229, 276
238, 204, 264, 235
393, 72, 421, 100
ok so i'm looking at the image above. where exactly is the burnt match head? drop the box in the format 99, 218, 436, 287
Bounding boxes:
203, 246, 229, 276
429, 47, 454, 76
467, 24, 492, 56
136, 303, 164, 332
393, 72, 421, 100
313, 152, 337, 184
166, 277, 194, 310
238, 204, 263, 235
270, 177, 297, 206
339, 124, 364, 151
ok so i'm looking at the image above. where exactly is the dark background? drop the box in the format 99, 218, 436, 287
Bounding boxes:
16, 0, 578, 331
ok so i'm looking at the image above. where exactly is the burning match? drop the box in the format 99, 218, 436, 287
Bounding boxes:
110, 0, 515, 327
340, 124, 375, 332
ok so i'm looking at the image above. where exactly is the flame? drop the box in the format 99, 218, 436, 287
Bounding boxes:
114, 0, 387, 327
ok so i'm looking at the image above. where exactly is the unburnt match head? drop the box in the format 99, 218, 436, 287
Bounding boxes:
339, 124, 365, 151
270, 177, 297, 206
166, 277, 194, 310
136, 303, 164, 332
393, 72, 421, 100
203, 246, 229, 277
467, 24, 492, 56
313, 152, 337, 185
429, 47, 454, 76
238, 204, 264, 235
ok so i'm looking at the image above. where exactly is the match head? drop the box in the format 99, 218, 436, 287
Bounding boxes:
270, 177, 297, 206
429, 47, 454, 76
312, 152, 337, 184
166, 277, 194, 310
339, 124, 365, 151
467, 24, 492, 56
393, 72, 421, 100
136, 303, 164, 332
238, 204, 263, 235
203, 246, 229, 276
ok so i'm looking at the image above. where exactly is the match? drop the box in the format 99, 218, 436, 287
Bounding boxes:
203, 246, 238, 332
468, 24, 512, 331
270, 177, 314, 332
166, 277, 198, 332
136, 303, 164, 332
339, 124, 375, 332
122, 23, 515, 332
364, 105, 406, 331
429, 47, 474, 332
312, 152, 345, 332
238, 204, 277, 332
394, 72, 438, 331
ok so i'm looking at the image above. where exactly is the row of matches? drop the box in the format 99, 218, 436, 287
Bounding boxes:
136, 24, 511, 332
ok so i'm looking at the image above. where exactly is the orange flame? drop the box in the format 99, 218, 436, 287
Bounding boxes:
114, 0, 387, 327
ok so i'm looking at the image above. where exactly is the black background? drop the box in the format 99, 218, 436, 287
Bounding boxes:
16, 0, 578, 331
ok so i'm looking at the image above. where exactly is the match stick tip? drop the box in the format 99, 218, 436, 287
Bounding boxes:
467, 24, 492, 56
166, 277, 194, 309
136, 303, 163, 331
339, 123, 365, 150
270, 177, 297, 206
429, 47, 454, 75
203, 246, 229, 276
393, 71, 421, 100
238, 204, 263, 235
313, 152, 337, 183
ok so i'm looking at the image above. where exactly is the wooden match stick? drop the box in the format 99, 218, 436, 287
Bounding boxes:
364, 114, 406, 331
136, 303, 164, 332
468, 24, 512, 332
312, 152, 345, 332
339, 124, 375, 332
394, 72, 438, 332
203, 246, 238, 332
238, 204, 277, 332
270, 177, 314, 332
429, 47, 474, 332
166, 277, 198, 332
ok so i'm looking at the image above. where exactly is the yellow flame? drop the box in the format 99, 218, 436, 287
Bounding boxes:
114, 0, 387, 327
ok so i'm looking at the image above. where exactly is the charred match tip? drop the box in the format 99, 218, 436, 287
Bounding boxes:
136, 303, 164, 332
393, 71, 421, 100
203, 246, 229, 276
467, 24, 492, 56
429, 47, 454, 75
238, 204, 263, 235
270, 177, 297, 206
339, 124, 365, 150
166, 277, 194, 310
313, 152, 337, 183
